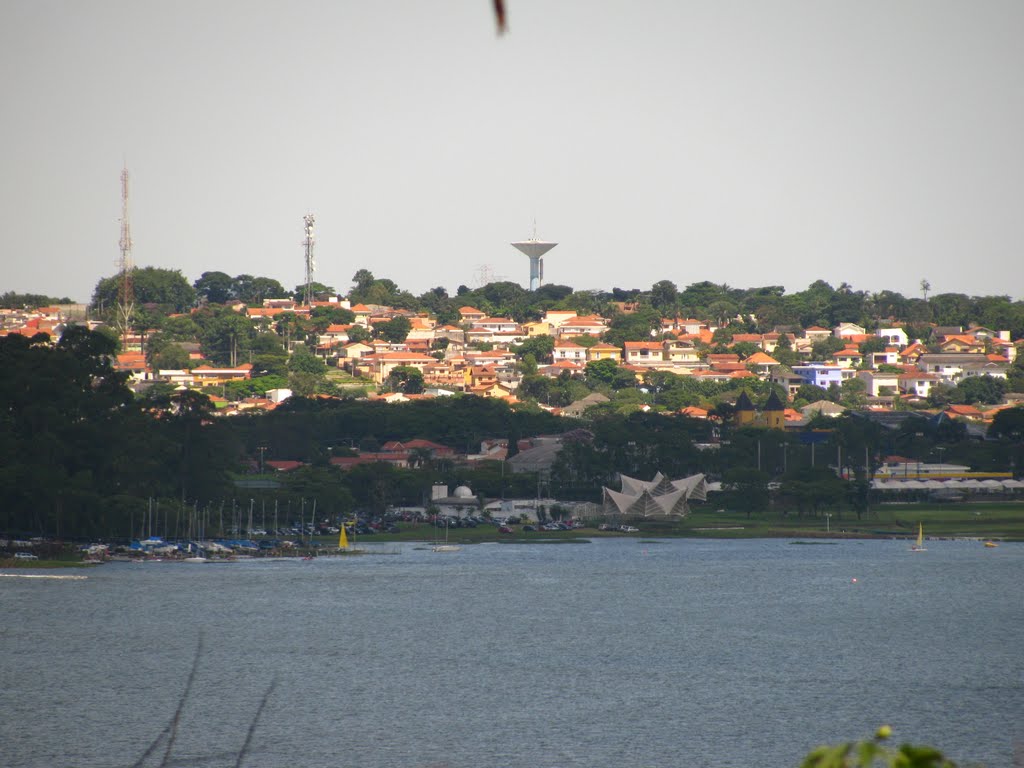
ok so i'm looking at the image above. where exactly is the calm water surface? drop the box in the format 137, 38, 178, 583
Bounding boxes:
2, 538, 1022, 768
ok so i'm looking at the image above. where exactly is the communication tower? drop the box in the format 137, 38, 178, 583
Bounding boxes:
511, 224, 557, 291
302, 214, 315, 306
116, 167, 135, 350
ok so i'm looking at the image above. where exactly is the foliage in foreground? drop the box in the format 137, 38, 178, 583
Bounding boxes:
801, 726, 958, 768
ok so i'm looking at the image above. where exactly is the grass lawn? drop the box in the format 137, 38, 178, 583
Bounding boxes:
328, 502, 1024, 545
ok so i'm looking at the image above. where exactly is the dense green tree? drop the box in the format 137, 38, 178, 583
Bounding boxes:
197, 306, 257, 366
292, 281, 337, 302
533, 284, 573, 303
150, 343, 192, 371
954, 374, 1007, 405
839, 377, 868, 408
722, 467, 770, 518
235, 275, 287, 305
650, 279, 679, 316
346, 325, 373, 344
193, 271, 236, 304
773, 333, 799, 366
796, 384, 830, 404
514, 335, 555, 363
288, 344, 327, 375
988, 406, 1024, 440
778, 466, 847, 518
928, 293, 972, 327
223, 375, 290, 401
385, 365, 425, 394
0, 291, 74, 308
602, 306, 661, 346
811, 335, 846, 361
374, 315, 412, 343
92, 267, 196, 314
161, 315, 201, 340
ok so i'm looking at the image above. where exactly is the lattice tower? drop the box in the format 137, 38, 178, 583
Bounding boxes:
116, 167, 135, 350
303, 214, 316, 306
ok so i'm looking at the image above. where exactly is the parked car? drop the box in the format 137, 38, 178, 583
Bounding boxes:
14, 552, 38, 560
620, 525, 639, 533
498, 526, 514, 534
522, 525, 536, 532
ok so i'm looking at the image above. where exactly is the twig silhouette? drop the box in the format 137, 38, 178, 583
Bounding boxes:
129, 633, 204, 768
158, 633, 204, 768
128, 633, 279, 768
233, 677, 278, 768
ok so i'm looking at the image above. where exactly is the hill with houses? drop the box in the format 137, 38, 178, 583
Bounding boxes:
2, 275, 1023, 539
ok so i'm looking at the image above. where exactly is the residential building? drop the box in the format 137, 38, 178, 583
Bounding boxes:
791, 364, 856, 389
623, 341, 664, 366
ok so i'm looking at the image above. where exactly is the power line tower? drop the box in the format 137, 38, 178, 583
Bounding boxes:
302, 214, 316, 306
116, 167, 135, 351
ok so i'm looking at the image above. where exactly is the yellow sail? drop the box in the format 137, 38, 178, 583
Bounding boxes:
339, 525, 349, 549
916, 522, 923, 549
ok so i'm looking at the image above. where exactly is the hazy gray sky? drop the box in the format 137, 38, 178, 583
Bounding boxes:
3, 1, 1022, 303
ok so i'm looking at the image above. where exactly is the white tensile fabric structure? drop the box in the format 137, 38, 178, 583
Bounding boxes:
603, 472, 707, 517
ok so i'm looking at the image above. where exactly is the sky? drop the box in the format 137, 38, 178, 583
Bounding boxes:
2, 0, 1023, 304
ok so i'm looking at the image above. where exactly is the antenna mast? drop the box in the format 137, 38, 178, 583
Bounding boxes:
116, 167, 135, 350
303, 214, 316, 306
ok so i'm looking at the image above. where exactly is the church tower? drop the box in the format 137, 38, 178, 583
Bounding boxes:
734, 391, 756, 427
763, 389, 786, 430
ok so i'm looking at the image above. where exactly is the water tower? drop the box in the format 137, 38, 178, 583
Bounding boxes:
511, 231, 558, 291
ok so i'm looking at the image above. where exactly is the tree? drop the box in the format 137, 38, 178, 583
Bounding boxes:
250, 333, 289, 377
374, 315, 412, 344
585, 358, 620, 386
292, 281, 336, 301
92, 267, 196, 313
0, 291, 74, 308
796, 384, 830, 404
346, 325, 373, 344
955, 374, 1006, 405
650, 279, 678, 316
193, 271, 236, 304
722, 468, 770, 518
778, 466, 846, 518
839, 377, 868, 408
150, 343, 192, 371
386, 365, 425, 394
858, 336, 887, 356
198, 307, 256, 366
287, 344, 327, 375
773, 333, 799, 366
801, 726, 957, 768
235, 275, 287, 305
514, 335, 555, 363
988, 406, 1024, 440
811, 335, 846, 361
352, 269, 375, 294
603, 306, 661, 346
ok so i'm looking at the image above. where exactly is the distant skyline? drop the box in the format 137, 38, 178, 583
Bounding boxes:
2, 1, 1022, 303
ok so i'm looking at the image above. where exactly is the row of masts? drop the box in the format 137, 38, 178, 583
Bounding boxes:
130, 497, 320, 543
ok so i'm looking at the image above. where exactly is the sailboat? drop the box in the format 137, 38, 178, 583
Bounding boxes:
432, 518, 461, 553
339, 524, 349, 550
909, 522, 926, 552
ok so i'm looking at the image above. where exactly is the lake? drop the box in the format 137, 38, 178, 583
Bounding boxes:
2, 537, 1021, 767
